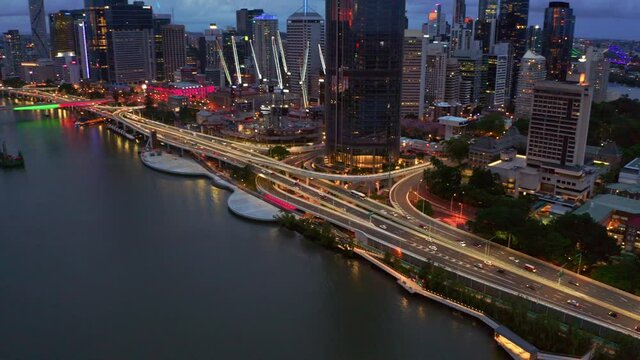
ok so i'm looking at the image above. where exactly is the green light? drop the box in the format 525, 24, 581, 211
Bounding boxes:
14, 104, 60, 111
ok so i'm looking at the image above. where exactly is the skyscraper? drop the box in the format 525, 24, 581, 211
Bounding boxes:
585, 47, 610, 104
161, 25, 186, 81
49, 10, 86, 56
203, 24, 225, 87
105, 2, 155, 84
482, 42, 513, 107
29, 0, 49, 59
478, 0, 498, 21
2, 30, 23, 78
400, 30, 425, 119
526, 25, 543, 54
85, 0, 128, 81
422, 42, 449, 107
425, 4, 447, 40
153, 14, 172, 81
527, 81, 592, 167
252, 14, 279, 86
515, 50, 546, 120
325, 0, 405, 168
236, 8, 264, 39
286, 3, 325, 106
498, 0, 529, 62
542, 2, 575, 81
453, 0, 466, 26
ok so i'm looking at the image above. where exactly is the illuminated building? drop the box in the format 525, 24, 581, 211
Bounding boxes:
401, 30, 426, 119
29, 0, 49, 59
84, 0, 128, 81
527, 25, 542, 54
286, 3, 325, 106
49, 10, 85, 56
497, 0, 529, 62
478, 0, 497, 21
2, 30, 23, 78
236, 8, 264, 39
542, 2, 575, 81
252, 14, 278, 85
325, 0, 405, 168
515, 50, 546, 120
161, 25, 186, 81
147, 82, 216, 102
20, 59, 55, 83
424, 4, 447, 40
153, 14, 172, 81
482, 42, 513, 107
453, 0, 466, 26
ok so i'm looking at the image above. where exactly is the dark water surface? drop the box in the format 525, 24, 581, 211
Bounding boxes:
0, 99, 508, 359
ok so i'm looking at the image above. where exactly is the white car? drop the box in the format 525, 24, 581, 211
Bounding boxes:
484, 260, 493, 266
566, 299, 580, 308
379, 224, 387, 230
509, 256, 520, 263
459, 241, 467, 247
428, 245, 438, 251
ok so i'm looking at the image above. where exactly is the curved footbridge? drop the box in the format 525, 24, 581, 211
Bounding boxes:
140, 150, 279, 222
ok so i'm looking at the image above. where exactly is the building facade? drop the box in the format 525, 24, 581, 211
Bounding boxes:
161, 24, 186, 81
478, 0, 498, 20
286, 6, 325, 107
236, 8, 264, 39
325, 0, 405, 168
2, 30, 23, 78
29, 0, 49, 59
515, 50, 546, 120
497, 0, 529, 63
401, 30, 425, 119
252, 14, 279, 86
542, 2, 575, 81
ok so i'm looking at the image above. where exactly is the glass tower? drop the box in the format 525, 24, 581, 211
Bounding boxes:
542, 2, 575, 81
325, 0, 405, 169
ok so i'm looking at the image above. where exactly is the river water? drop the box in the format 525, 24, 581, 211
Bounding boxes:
0, 98, 507, 359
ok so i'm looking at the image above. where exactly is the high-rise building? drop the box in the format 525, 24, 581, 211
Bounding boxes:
105, 2, 155, 84
203, 24, 225, 87
478, 0, 498, 21
236, 8, 264, 39
325, 0, 405, 168
585, 47, 610, 104
49, 10, 85, 56
474, 18, 496, 54
286, 4, 325, 106
497, 0, 529, 61
445, 59, 461, 105
453, 47, 483, 106
421, 42, 449, 109
482, 42, 513, 107
542, 2, 575, 81
526, 25, 543, 54
153, 14, 172, 81
2, 30, 23, 78
400, 30, 426, 119
29, 0, 49, 59
161, 25, 186, 81
453, 0, 466, 26
425, 4, 447, 40
515, 50, 546, 120
252, 14, 279, 86
527, 81, 592, 167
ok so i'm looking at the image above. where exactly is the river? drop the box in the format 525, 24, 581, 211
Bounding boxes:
0, 98, 508, 359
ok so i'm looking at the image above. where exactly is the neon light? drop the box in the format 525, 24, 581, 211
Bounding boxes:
14, 104, 60, 111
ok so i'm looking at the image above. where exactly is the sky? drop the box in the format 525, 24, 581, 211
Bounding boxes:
1, 0, 639, 41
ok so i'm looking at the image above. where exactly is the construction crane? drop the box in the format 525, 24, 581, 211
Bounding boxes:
216, 40, 232, 86
318, 43, 326, 75
249, 40, 262, 82
276, 30, 289, 76
231, 36, 242, 86
271, 36, 283, 90
300, 41, 310, 109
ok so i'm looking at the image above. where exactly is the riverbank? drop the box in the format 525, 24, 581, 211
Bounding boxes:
140, 150, 279, 222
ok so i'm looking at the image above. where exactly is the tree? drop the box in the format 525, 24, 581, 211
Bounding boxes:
514, 118, 529, 135
58, 83, 78, 95
415, 199, 434, 216
1, 77, 25, 88
552, 213, 619, 265
423, 157, 461, 199
470, 113, 505, 135
268, 145, 290, 161
467, 167, 504, 196
590, 255, 640, 295
443, 137, 469, 164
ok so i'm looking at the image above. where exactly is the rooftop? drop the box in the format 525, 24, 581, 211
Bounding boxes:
575, 194, 640, 223
488, 154, 528, 170
607, 182, 640, 194
623, 157, 640, 171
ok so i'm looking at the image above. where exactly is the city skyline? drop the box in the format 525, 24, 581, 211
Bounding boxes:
0, 0, 638, 41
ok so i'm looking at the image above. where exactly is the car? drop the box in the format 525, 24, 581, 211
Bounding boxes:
474, 263, 484, 269
428, 245, 438, 251
380, 210, 387, 214
391, 212, 399, 217
635, 325, 640, 332
496, 268, 505, 274
459, 241, 467, 247
406, 215, 413, 220
473, 242, 483, 248
525, 284, 537, 291
509, 256, 520, 263
568, 280, 580, 287
566, 299, 580, 307
608, 311, 618, 318
419, 224, 428, 229
379, 224, 387, 230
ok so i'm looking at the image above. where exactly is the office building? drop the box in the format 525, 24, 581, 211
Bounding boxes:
236, 8, 264, 39
497, 0, 529, 62
2, 30, 23, 78
453, 0, 466, 26
29, 0, 49, 59
401, 30, 426, 119
252, 14, 279, 86
475, 18, 496, 54
542, 2, 575, 81
421, 42, 449, 108
515, 50, 546, 120
585, 47, 610, 104
445, 59, 461, 105
478, 0, 498, 20
153, 14, 171, 81
425, 4, 447, 40
161, 25, 186, 81
105, 2, 155, 84
203, 24, 225, 87
482, 42, 513, 107
49, 10, 85, 56
286, 4, 325, 106
527, 81, 592, 168
325, 0, 405, 168
453, 47, 483, 106
527, 25, 542, 54
21, 58, 56, 82
85, 0, 129, 81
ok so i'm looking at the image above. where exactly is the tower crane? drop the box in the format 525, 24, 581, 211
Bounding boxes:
231, 36, 242, 86
216, 39, 232, 86
249, 40, 262, 82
